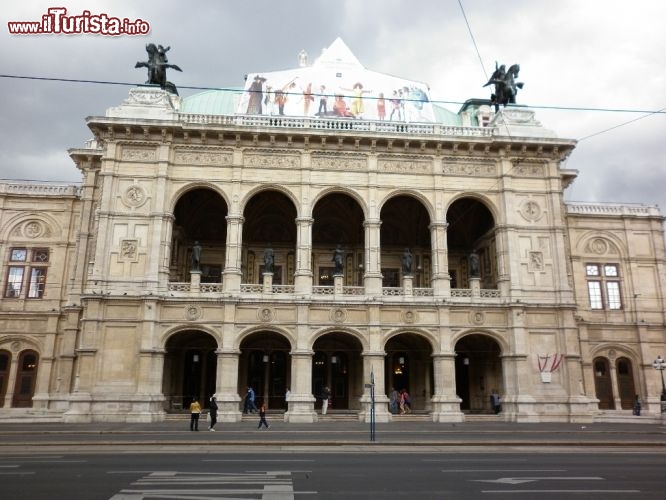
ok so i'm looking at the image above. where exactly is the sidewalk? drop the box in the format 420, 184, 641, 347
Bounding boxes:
1, 419, 665, 450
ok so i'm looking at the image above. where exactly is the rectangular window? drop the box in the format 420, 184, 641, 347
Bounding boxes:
27, 268, 47, 298
32, 248, 50, 263
585, 262, 622, 310
5, 267, 24, 297
5, 247, 50, 299
606, 281, 621, 309
587, 281, 603, 309
10, 248, 27, 262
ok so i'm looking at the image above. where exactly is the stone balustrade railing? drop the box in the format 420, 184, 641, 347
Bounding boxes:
178, 113, 494, 138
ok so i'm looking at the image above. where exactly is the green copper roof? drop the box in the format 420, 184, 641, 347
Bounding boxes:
180, 89, 241, 115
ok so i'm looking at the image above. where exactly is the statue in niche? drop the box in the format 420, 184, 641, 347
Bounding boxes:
469, 251, 480, 278
332, 244, 344, 275
401, 248, 413, 275
135, 43, 182, 95
263, 245, 275, 273
191, 241, 202, 271
483, 62, 523, 112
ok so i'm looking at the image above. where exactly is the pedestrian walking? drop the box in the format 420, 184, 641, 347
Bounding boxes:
490, 390, 501, 414
189, 398, 201, 431
321, 386, 331, 415
257, 404, 270, 429
633, 394, 642, 416
244, 386, 258, 414
208, 395, 218, 431
389, 387, 399, 414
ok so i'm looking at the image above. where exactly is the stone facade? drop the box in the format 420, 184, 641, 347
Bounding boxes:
0, 88, 664, 424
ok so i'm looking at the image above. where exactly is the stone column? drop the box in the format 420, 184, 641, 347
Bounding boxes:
363, 219, 383, 296
359, 351, 391, 423
285, 350, 316, 422
429, 222, 450, 297
294, 217, 314, 294
431, 353, 464, 422
223, 214, 244, 293
216, 348, 242, 422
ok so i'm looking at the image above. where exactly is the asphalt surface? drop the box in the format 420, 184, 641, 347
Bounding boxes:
1, 419, 665, 451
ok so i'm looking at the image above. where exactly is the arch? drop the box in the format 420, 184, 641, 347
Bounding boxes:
384, 331, 435, 412
162, 329, 219, 410
160, 325, 221, 349
312, 331, 364, 411
171, 187, 229, 283
169, 182, 231, 213
310, 186, 369, 220
453, 333, 503, 413
310, 326, 369, 352
239, 330, 292, 410
235, 325, 295, 352
377, 190, 436, 222
588, 343, 640, 362
446, 196, 499, 290
241, 190, 299, 285
445, 192, 499, 222
383, 327, 438, 352
450, 329, 509, 355
0, 212, 63, 242
576, 231, 627, 258
238, 184, 300, 218
12, 349, 39, 408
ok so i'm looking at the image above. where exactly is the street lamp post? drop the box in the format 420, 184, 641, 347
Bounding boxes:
652, 355, 666, 413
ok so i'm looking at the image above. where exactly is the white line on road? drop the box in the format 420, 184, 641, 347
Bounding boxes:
481, 490, 640, 494
444, 469, 565, 473
474, 476, 603, 485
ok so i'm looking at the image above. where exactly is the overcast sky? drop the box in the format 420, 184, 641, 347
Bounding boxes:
1, 0, 664, 211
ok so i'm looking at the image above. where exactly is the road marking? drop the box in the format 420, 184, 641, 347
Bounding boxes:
481, 490, 640, 494
474, 476, 603, 485
444, 469, 565, 473
203, 459, 314, 462
109, 470, 309, 499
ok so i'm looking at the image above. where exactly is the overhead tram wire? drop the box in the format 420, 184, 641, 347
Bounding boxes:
1, 73, 663, 116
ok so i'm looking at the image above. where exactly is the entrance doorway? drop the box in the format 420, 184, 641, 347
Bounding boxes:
593, 357, 614, 409
384, 333, 433, 411
616, 357, 636, 410
454, 334, 502, 413
313, 333, 363, 411
239, 332, 291, 410
163, 331, 217, 411
0, 350, 10, 407
12, 350, 38, 408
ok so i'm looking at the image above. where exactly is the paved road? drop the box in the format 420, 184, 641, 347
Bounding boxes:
2, 450, 665, 499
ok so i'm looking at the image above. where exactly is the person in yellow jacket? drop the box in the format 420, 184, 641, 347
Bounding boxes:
189, 398, 202, 431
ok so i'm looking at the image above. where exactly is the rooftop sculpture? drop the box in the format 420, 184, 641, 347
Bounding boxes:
135, 43, 182, 95
483, 62, 524, 112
